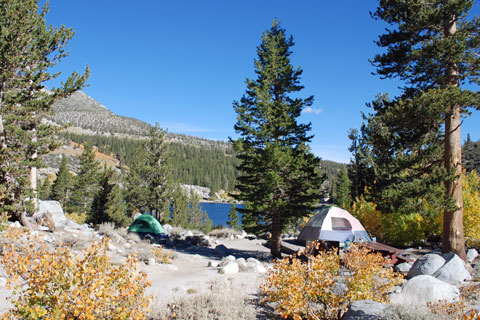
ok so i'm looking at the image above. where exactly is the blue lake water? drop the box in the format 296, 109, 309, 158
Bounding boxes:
199, 202, 244, 228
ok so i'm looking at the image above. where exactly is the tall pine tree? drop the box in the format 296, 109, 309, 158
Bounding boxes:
334, 167, 352, 209
370, 0, 480, 259
90, 167, 128, 227
67, 143, 100, 214
227, 200, 240, 231
232, 20, 323, 258
124, 123, 173, 222
0, 0, 88, 225
51, 154, 72, 206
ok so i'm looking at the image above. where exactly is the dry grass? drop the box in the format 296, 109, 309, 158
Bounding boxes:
148, 281, 256, 320
208, 228, 239, 239
152, 246, 176, 264
125, 232, 142, 243
96, 222, 124, 243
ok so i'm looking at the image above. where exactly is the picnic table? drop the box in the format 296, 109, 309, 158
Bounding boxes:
359, 241, 412, 265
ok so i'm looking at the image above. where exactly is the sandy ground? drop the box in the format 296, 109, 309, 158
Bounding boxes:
0, 237, 273, 314
144, 238, 272, 305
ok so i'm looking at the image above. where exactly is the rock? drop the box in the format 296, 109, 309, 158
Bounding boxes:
184, 230, 194, 238
0, 277, 7, 287
235, 234, 245, 239
219, 262, 239, 274
214, 244, 231, 257
36, 200, 67, 228
245, 234, 257, 240
343, 300, 386, 320
124, 243, 132, 249
163, 224, 173, 235
147, 258, 156, 266
433, 253, 471, 285
108, 243, 117, 251
9, 221, 21, 228
235, 258, 248, 271
208, 261, 219, 268
243, 261, 267, 273
395, 263, 412, 273
390, 275, 459, 305
42, 235, 55, 243
246, 257, 261, 264
467, 249, 479, 263
186, 234, 209, 247
219, 255, 236, 267
407, 254, 445, 279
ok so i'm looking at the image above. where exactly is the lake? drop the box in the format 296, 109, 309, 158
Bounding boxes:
199, 202, 244, 228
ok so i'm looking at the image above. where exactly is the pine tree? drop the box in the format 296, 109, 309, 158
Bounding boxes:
89, 167, 128, 227
334, 167, 351, 209
67, 143, 100, 214
232, 20, 323, 258
227, 200, 240, 231
370, 0, 480, 259
0, 0, 88, 225
51, 155, 72, 206
124, 123, 174, 222
38, 176, 52, 201
170, 185, 189, 228
105, 184, 128, 227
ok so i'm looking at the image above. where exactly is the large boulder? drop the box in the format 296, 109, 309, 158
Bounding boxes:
219, 262, 239, 274
219, 255, 236, 267
467, 248, 478, 263
390, 275, 459, 305
395, 262, 412, 273
343, 300, 386, 320
433, 253, 471, 285
35, 200, 67, 228
407, 254, 445, 279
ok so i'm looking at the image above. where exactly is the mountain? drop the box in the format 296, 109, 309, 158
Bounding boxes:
47, 91, 344, 194
51, 91, 151, 136
50, 91, 230, 150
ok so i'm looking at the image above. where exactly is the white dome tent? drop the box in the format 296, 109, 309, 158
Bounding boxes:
298, 206, 371, 243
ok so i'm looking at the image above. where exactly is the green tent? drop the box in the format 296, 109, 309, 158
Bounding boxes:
128, 214, 164, 235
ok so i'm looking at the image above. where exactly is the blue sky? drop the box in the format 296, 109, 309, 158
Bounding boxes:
46, 0, 480, 163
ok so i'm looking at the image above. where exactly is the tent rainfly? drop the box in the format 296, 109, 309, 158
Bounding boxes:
298, 206, 371, 243
128, 214, 164, 235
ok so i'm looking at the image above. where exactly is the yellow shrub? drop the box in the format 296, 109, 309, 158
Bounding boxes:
66, 211, 87, 224
0, 212, 9, 232
1, 236, 152, 320
463, 170, 480, 245
261, 243, 403, 320
351, 195, 384, 240
381, 212, 426, 246
152, 246, 175, 264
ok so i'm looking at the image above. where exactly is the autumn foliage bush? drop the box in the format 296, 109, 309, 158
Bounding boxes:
262, 242, 403, 320
0, 234, 152, 320
351, 171, 480, 246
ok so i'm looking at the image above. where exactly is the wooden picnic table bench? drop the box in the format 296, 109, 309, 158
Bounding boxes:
359, 241, 413, 265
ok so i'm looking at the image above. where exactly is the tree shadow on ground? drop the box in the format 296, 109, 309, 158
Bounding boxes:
164, 240, 272, 262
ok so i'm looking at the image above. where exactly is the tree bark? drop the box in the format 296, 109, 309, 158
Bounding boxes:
442, 3, 467, 261
270, 213, 283, 259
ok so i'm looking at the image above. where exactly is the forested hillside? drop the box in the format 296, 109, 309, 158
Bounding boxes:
59, 132, 238, 193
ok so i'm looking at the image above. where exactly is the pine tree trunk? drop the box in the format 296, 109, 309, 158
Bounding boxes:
271, 214, 283, 259
442, 4, 467, 261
